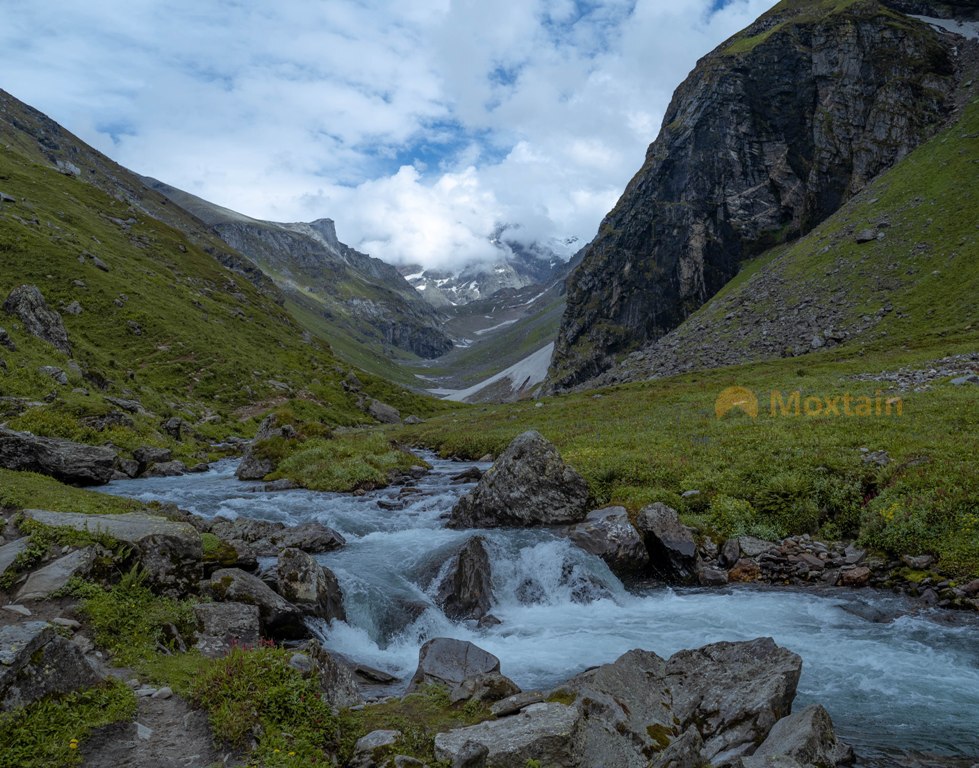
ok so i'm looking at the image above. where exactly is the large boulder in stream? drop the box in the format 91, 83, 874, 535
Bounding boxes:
635, 502, 699, 584
274, 547, 346, 623
436, 535, 493, 621
567, 506, 649, 575
207, 568, 306, 639
0, 427, 116, 485
448, 431, 590, 529
408, 638, 519, 703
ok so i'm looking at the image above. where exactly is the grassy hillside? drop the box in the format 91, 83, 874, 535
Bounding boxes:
0, 128, 451, 466
401, 97, 979, 576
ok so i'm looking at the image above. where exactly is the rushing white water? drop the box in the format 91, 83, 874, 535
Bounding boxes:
101, 455, 979, 763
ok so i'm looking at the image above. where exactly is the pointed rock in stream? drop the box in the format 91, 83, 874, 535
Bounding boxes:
436, 535, 493, 621
275, 547, 346, 623
635, 502, 699, 584
448, 431, 589, 529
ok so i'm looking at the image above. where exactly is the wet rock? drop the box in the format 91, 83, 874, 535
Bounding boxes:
132, 446, 172, 472
2, 285, 71, 355
839, 566, 871, 587
0, 622, 100, 711
275, 547, 346, 622
568, 506, 649, 575
207, 568, 306, 639
141, 460, 188, 478
635, 503, 698, 584
450, 467, 484, 484
667, 638, 802, 765
407, 638, 503, 694
753, 704, 853, 766
698, 565, 729, 586
193, 602, 261, 657
436, 535, 493, 621
368, 399, 402, 424
0, 426, 116, 485
720, 538, 741, 568
302, 640, 363, 708
434, 702, 580, 768
15, 547, 98, 602
448, 431, 590, 529
207, 517, 345, 556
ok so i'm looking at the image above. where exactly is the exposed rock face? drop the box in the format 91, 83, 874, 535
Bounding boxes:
0, 426, 116, 485
635, 503, 699, 584
666, 638, 802, 765
567, 506, 649, 575
0, 622, 100, 710
548, 2, 956, 390
23, 509, 202, 595
448, 431, 590, 529
193, 602, 261, 657
752, 704, 854, 766
207, 568, 306, 639
275, 547, 346, 622
436, 535, 494, 621
2, 284, 71, 355
434, 702, 580, 767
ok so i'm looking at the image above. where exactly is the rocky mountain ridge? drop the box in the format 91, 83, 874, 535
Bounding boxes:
142, 179, 453, 360
547, 0, 963, 392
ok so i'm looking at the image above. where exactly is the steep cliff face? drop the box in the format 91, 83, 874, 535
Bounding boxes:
144, 180, 453, 359
547, 0, 957, 391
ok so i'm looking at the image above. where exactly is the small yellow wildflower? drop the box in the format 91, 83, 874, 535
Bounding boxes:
68, 738, 79, 750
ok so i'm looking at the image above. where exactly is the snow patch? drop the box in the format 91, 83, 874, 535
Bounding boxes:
910, 15, 979, 41
433, 342, 554, 402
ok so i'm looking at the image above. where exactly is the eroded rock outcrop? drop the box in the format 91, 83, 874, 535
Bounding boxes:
0, 427, 116, 485
2, 284, 72, 355
548, 1, 956, 390
448, 431, 589, 529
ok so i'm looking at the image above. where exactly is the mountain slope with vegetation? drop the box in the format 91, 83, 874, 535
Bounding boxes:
548, 0, 962, 391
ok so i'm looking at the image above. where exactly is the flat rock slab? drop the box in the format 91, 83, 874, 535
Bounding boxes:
434, 702, 580, 767
16, 547, 97, 602
0, 538, 29, 575
408, 637, 501, 693
23, 510, 198, 543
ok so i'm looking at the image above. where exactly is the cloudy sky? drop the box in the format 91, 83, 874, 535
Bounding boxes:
0, 0, 776, 270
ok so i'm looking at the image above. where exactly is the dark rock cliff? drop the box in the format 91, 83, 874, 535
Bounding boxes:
547, 0, 958, 391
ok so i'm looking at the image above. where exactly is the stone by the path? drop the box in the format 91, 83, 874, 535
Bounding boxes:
2, 284, 71, 355
434, 702, 580, 768
2, 605, 32, 617
448, 431, 590, 529
635, 503, 698, 584
0, 538, 29, 577
568, 506, 649, 575
0, 427, 116, 485
753, 704, 853, 767
193, 602, 260, 657
207, 568, 305, 639
15, 547, 97, 602
436, 535, 493, 621
23, 509, 202, 594
0, 622, 100, 710
275, 548, 346, 622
